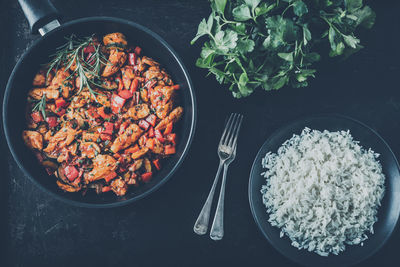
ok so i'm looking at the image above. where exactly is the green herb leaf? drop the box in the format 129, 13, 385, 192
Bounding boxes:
293, 1, 308, 17
191, 0, 375, 98
232, 4, 252, 21
278, 52, 294, 62
244, 0, 261, 10
213, 0, 227, 15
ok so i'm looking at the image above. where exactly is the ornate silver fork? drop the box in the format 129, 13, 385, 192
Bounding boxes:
193, 113, 243, 236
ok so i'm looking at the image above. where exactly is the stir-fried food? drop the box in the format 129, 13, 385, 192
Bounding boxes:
23, 33, 183, 196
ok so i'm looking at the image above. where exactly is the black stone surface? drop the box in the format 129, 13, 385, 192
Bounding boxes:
0, 0, 399, 266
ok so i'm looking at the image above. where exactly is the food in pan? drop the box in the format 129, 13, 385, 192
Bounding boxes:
260, 128, 385, 256
23, 32, 183, 196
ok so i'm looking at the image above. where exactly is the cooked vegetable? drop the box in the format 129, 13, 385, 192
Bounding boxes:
23, 33, 183, 196
192, 0, 376, 98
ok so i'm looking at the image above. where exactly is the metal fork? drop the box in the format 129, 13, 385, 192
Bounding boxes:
193, 113, 243, 236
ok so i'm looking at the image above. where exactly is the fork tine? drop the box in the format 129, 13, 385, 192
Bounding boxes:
227, 115, 243, 148
221, 113, 239, 145
219, 113, 235, 145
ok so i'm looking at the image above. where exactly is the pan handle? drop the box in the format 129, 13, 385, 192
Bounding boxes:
18, 0, 61, 35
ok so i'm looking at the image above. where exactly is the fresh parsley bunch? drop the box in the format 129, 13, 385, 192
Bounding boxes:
191, 0, 376, 98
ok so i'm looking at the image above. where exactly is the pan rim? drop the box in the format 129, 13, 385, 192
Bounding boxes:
2, 16, 197, 208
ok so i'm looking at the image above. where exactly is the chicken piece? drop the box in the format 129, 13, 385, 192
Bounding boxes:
155, 106, 183, 130
85, 154, 117, 183
121, 66, 135, 89
131, 147, 149, 160
56, 180, 81, 192
101, 78, 118, 90
144, 66, 167, 82
110, 124, 143, 153
49, 68, 74, 98
70, 90, 91, 108
37, 124, 48, 135
32, 70, 53, 87
129, 159, 143, 172
138, 135, 147, 148
146, 138, 164, 154
43, 126, 79, 154
95, 93, 111, 106
80, 142, 101, 158
70, 89, 110, 108
140, 88, 149, 103
134, 57, 146, 73
57, 142, 78, 163
155, 101, 173, 120
149, 85, 178, 119
122, 104, 150, 120
102, 49, 127, 77
110, 178, 128, 196
28, 87, 59, 100
143, 158, 152, 173
44, 130, 53, 142
141, 56, 159, 67
22, 130, 43, 150
64, 108, 86, 128
82, 132, 100, 142
103, 32, 128, 48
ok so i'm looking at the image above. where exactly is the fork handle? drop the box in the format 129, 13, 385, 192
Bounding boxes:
193, 161, 224, 235
209, 163, 229, 240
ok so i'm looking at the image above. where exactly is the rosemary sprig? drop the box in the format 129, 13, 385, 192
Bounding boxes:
45, 34, 109, 100
32, 94, 47, 119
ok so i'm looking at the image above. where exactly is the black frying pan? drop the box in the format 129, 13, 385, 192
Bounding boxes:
2, 0, 197, 207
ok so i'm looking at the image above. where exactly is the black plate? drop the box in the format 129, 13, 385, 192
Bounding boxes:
3, 17, 197, 207
248, 115, 400, 266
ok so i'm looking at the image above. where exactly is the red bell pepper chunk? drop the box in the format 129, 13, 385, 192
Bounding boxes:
130, 78, 139, 93
171, 84, 180, 90
118, 90, 133, 99
85, 52, 96, 65
104, 171, 117, 183
31, 111, 43, 123
128, 53, 137, 65
148, 127, 155, 138
167, 133, 177, 145
103, 122, 114, 135
65, 165, 79, 182
139, 120, 150, 130
164, 145, 176, 155
111, 94, 126, 113
152, 159, 161, 171
164, 122, 173, 135
87, 107, 100, 119
97, 106, 112, 119
141, 172, 152, 183
55, 98, 67, 108
145, 114, 157, 127
102, 186, 111, 193
100, 133, 112, 141
155, 130, 165, 143
46, 116, 58, 127
83, 45, 95, 54
134, 46, 142, 55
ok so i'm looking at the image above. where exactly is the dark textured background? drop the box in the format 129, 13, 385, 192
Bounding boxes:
1, 0, 400, 266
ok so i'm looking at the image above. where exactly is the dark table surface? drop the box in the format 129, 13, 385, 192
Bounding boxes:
1, 0, 400, 266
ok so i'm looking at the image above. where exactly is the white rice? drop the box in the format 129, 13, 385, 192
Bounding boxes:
261, 128, 385, 256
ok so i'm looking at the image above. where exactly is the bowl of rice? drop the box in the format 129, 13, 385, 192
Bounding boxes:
249, 114, 400, 267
